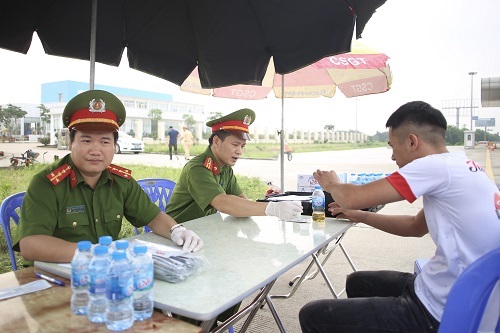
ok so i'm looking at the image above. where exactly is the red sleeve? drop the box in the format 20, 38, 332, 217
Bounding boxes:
386, 172, 417, 203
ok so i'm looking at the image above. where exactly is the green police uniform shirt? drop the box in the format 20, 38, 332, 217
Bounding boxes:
12, 154, 160, 251
166, 146, 243, 222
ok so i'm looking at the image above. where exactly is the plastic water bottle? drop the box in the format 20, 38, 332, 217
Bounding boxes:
71, 240, 92, 315
106, 250, 134, 331
87, 245, 109, 323
114, 239, 131, 261
311, 185, 325, 222
131, 244, 154, 321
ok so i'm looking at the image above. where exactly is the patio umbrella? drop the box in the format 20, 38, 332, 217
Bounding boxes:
0, 0, 386, 90
180, 41, 392, 190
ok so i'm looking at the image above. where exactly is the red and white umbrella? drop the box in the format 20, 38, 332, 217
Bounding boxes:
181, 41, 391, 100
180, 41, 392, 190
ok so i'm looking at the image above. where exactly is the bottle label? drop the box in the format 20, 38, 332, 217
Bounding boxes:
88, 273, 106, 294
133, 264, 154, 291
106, 276, 134, 300
72, 268, 89, 288
312, 197, 324, 208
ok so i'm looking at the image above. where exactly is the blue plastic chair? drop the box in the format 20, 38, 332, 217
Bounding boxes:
0, 191, 25, 270
438, 246, 500, 333
135, 178, 176, 234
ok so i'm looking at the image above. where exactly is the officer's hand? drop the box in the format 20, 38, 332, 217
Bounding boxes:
170, 227, 204, 252
265, 201, 303, 221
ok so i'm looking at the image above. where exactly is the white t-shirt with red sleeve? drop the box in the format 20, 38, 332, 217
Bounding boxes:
386, 151, 500, 323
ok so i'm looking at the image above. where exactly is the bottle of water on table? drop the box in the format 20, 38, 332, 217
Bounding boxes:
131, 244, 154, 321
311, 185, 325, 222
71, 240, 92, 315
87, 245, 109, 323
106, 250, 134, 331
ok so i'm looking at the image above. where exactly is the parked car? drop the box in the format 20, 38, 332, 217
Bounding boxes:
116, 131, 144, 154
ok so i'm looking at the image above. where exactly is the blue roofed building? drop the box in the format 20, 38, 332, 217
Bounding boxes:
42, 81, 205, 145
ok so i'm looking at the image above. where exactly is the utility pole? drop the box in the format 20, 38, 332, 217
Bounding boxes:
469, 72, 477, 131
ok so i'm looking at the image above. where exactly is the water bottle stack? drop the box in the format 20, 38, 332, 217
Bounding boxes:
106, 249, 135, 331
311, 185, 326, 222
349, 172, 387, 185
71, 240, 92, 315
69, 238, 155, 331
87, 245, 109, 323
131, 244, 154, 321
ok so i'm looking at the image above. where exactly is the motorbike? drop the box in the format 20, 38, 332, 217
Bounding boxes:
10, 149, 42, 167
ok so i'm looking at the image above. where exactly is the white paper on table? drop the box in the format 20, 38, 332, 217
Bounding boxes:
268, 195, 311, 201
0, 279, 52, 300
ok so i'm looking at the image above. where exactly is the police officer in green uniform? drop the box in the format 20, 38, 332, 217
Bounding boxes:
13, 90, 203, 264
166, 108, 303, 328
167, 108, 302, 222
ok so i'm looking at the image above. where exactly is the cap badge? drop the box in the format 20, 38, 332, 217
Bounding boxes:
243, 115, 252, 125
89, 99, 106, 113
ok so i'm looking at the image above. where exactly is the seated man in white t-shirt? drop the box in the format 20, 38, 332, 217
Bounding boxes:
299, 101, 500, 333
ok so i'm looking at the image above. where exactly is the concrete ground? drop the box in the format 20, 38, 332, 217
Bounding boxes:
0, 142, 497, 333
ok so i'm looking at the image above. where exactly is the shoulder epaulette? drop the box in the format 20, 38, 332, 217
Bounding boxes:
108, 164, 132, 179
46, 164, 75, 186
203, 156, 221, 176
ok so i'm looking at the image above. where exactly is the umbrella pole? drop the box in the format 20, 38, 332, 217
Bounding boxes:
280, 74, 285, 191
89, 0, 97, 90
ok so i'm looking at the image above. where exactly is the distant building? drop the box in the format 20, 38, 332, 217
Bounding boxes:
41, 81, 205, 145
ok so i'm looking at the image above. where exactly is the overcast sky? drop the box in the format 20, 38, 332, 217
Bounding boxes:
1, 0, 499, 135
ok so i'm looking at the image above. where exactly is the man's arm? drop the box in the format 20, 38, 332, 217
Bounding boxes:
211, 193, 267, 216
148, 212, 204, 252
19, 235, 77, 262
332, 205, 428, 237
147, 211, 177, 238
314, 170, 403, 210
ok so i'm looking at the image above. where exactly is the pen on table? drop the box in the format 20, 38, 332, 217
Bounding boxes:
36, 272, 66, 286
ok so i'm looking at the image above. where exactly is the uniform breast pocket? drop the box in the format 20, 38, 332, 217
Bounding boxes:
58, 214, 90, 239
104, 210, 123, 230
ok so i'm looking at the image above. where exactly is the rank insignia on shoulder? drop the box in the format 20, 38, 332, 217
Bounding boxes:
203, 156, 221, 175
46, 164, 73, 186
108, 164, 132, 179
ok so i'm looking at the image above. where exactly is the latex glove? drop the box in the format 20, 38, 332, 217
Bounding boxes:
171, 227, 204, 252
265, 201, 303, 221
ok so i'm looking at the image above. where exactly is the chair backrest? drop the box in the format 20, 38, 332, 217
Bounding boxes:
0, 191, 25, 270
135, 178, 176, 234
438, 246, 500, 333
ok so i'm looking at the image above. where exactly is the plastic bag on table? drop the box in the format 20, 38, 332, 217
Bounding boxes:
132, 239, 207, 283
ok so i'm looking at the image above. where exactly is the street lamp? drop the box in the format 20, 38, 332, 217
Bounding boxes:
469, 71, 477, 130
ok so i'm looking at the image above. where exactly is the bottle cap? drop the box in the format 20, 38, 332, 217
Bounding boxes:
314, 185, 322, 190
115, 239, 129, 250
94, 245, 109, 255
133, 245, 148, 254
99, 235, 113, 246
77, 240, 92, 251
112, 251, 127, 260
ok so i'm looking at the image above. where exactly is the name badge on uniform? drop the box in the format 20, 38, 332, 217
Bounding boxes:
66, 205, 85, 214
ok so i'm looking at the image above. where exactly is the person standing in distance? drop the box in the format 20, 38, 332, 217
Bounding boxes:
166, 125, 179, 160
180, 125, 194, 160
13, 90, 204, 265
299, 101, 500, 333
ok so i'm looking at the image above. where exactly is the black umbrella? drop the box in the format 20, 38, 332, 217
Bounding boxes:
0, 0, 385, 89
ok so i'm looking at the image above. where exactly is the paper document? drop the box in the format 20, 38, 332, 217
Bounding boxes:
269, 195, 311, 201
0, 280, 52, 300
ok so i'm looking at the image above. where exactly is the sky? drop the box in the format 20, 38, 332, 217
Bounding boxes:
1, 0, 499, 136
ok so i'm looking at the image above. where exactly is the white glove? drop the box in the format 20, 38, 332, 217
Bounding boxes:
265, 201, 303, 221
170, 226, 204, 252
